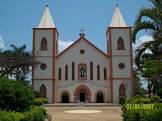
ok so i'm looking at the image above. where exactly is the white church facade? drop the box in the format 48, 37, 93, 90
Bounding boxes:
32, 5, 134, 103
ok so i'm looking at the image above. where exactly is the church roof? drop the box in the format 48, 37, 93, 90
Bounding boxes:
110, 5, 127, 27
56, 36, 108, 58
38, 5, 56, 28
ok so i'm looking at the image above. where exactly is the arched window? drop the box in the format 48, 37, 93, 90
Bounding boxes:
104, 68, 107, 80
90, 62, 93, 80
119, 84, 126, 97
58, 68, 61, 80
65, 65, 68, 80
117, 37, 124, 50
40, 84, 46, 98
72, 62, 75, 80
97, 65, 100, 80
40, 37, 47, 50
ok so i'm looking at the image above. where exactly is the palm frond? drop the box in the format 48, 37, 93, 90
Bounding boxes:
132, 21, 156, 42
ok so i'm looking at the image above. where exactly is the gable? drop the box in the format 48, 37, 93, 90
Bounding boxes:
56, 36, 108, 59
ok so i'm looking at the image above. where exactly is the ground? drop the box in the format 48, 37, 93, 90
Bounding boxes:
45, 106, 122, 121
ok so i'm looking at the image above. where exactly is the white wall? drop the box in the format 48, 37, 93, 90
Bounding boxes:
33, 29, 55, 103
111, 29, 131, 56
113, 79, 132, 103
107, 28, 133, 103
56, 38, 110, 102
34, 30, 54, 56
34, 80, 53, 103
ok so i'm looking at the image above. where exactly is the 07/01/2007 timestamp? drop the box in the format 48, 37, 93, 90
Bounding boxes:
125, 104, 154, 110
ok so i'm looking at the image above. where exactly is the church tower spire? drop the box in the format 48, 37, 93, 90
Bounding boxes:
106, 5, 133, 103
38, 5, 56, 28
109, 5, 127, 27
32, 5, 59, 103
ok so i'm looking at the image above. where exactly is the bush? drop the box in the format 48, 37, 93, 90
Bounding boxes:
156, 88, 162, 98
0, 77, 35, 112
0, 106, 46, 121
150, 95, 160, 102
22, 106, 46, 121
126, 97, 151, 104
0, 111, 24, 121
34, 91, 40, 98
122, 97, 162, 121
119, 97, 126, 105
123, 107, 162, 121
33, 98, 48, 105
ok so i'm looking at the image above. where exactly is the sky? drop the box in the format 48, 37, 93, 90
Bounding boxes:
0, 0, 152, 52
0, 0, 153, 88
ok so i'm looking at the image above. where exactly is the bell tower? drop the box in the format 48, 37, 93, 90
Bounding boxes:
106, 5, 133, 103
32, 5, 59, 103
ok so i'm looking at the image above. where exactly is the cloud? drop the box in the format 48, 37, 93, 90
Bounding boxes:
0, 35, 5, 49
133, 35, 154, 55
58, 40, 73, 53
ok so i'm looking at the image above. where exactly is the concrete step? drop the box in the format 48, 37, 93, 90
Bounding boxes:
43, 103, 120, 107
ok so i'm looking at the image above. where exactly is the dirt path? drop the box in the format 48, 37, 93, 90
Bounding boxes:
45, 106, 123, 121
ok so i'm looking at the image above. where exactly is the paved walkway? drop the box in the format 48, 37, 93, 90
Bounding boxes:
45, 106, 123, 121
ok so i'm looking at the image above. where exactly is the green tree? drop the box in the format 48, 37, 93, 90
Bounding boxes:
133, 0, 162, 96
133, 68, 145, 96
0, 77, 35, 112
0, 44, 38, 81
141, 59, 162, 97
133, 0, 162, 68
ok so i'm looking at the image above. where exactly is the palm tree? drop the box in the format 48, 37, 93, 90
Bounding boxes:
0, 44, 35, 81
133, 0, 162, 65
133, 0, 162, 97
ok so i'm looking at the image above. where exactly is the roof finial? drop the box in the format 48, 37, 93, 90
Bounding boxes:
79, 28, 85, 37
116, 0, 119, 7
46, 4, 48, 7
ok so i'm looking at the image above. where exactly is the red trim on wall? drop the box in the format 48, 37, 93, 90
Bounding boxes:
34, 78, 53, 80
129, 29, 134, 96
113, 78, 132, 80
106, 27, 132, 35
52, 28, 58, 103
33, 28, 59, 36
108, 28, 113, 103
32, 29, 35, 89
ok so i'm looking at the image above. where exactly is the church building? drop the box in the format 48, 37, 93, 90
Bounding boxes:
32, 5, 134, 103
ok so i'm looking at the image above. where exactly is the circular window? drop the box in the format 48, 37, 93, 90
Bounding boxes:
118, 63, 125, 70
40, 63, 47, 70
80, 49, 85, 54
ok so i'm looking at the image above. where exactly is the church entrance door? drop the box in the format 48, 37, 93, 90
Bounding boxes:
62, 93, 69, 103
80, 92, 85, 102
96, 92, 104, 103
74, 85, 91, 103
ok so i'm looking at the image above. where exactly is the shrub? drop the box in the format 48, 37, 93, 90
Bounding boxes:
126, 97, 151, 104
22, 106, 46, 121
119, 97, 126, 105
150, 95, 160, 102
0, 111, 24, 121
156, 88, 162, 98
123, 108, 162, 121
33, 98, 48, 105
0, 77, 35, 112
122, 97, 162, 121
34, 91, 40, 98
0, 106, 46, 121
